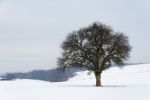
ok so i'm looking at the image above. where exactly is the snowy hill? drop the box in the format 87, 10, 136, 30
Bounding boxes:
0, 64, 150, 100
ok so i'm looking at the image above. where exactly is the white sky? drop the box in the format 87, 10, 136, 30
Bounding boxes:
0, 0, 150, 72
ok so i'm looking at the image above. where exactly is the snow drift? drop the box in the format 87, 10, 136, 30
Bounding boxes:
0, 64, 150, 100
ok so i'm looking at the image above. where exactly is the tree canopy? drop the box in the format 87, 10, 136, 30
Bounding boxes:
58, 22, 131, 86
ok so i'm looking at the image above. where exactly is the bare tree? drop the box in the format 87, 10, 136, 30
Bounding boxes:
57, 22, 131, 87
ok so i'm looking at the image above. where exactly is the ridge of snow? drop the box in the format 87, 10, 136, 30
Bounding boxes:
0, 64, 150, 100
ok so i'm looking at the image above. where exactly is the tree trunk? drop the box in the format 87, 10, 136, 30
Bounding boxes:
94, 71, 101, 87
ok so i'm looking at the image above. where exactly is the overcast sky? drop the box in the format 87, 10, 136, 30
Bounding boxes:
0, 0, 150, 72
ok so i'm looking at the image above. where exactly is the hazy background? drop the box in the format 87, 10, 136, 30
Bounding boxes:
0, 0, 150, 72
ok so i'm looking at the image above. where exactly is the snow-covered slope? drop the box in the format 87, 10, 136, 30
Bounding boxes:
0, 64, 150, 100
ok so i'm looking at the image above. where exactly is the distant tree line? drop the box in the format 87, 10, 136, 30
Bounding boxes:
0, 67, 86, 82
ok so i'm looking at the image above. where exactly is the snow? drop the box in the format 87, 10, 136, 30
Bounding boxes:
0, 64, 150, 100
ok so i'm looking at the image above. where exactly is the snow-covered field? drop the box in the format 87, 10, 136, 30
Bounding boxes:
0, 64, 150, 100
